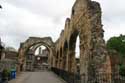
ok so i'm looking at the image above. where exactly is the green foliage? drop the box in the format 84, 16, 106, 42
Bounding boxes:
2, 68, 10, 77
107, 35, 125, 76
119, 64, 125, 76
107, 35, 125, 56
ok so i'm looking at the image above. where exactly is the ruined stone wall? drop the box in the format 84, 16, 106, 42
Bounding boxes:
18, 37, 55, 72
17, 0, 112, 82
55, 0, 112, 82
108, 50, 120, 75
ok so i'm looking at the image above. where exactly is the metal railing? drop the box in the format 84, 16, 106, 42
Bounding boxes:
51, 67, 125, 83
51, 67, 80, 83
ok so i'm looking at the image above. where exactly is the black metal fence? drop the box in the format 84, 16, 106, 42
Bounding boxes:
51, 67, 125, 83
51, 67, 80, 83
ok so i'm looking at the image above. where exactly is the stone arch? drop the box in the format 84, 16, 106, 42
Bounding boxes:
68, 29, 79, 73
18, 37, 54, 72
28, 43, 51, 68
29, 43, 50, 54
52, 0, 111, 82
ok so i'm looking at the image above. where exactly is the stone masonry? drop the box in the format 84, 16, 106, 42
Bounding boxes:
18, 37, 55, 72
17, 0, 112, 83
54, 0, 112, 83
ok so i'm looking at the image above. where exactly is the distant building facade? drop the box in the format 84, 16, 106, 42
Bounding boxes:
25, 49, 35, 71
34, 48, 49, 70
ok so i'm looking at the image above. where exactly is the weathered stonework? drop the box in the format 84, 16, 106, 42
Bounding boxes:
108, 50, 120, 82
54, 0, 112, 82
18, 37, 55, 72
17, 0, 112, 82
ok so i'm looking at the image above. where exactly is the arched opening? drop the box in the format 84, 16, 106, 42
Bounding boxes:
34, 45, 49, 71
25, 44, 50, 71
75, 36, 80, 74
34, 45, 46, 55
68, 30, 79, 73
18, 37, 54, 72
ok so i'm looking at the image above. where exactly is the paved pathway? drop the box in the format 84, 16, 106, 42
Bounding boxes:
9, 71, 66, 83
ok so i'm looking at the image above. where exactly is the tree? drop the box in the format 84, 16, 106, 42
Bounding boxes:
107, 35, 125, 56
107, 34, 125, 76
119, 64, 125, 76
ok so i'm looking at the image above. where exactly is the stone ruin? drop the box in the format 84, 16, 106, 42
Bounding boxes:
53, 0, 112, 82
17, 37, 55, 72
18, 0, 113, 83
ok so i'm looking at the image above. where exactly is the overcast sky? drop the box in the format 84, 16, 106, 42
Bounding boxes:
0, 0, 125, 50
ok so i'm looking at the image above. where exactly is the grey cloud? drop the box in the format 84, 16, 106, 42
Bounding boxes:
5, 0, 75, 17
5, 0, 75, 27
0, 0, 125, 49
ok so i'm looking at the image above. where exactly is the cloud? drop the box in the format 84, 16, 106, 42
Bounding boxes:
99, 0, 125, 40
6, 0, 75, 16
0, 0, 75, 49
0, 0, 125, 50
92, 0, 125, 40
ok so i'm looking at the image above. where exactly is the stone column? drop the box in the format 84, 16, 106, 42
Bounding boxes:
52, 56, 56, 68
65, 51, 69, 71
80, 41, 90, 83
77, 0, 112, 82
57, 52, 61, 69
59, 48, 63, 70
59, 58, 62, 69
17, 64, 21, 73
54, 57, 58, 68
62, 55, 66, 71
68, 50, 77, 73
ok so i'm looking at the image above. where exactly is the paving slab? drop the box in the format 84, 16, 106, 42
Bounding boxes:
9, 71, 66, 83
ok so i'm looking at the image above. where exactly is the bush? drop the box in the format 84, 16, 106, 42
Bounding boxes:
2, 68, 11, 80
119, 65, 125, 76
107, 35, 125, 76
